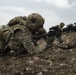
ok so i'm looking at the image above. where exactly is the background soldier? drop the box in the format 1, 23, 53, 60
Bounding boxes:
47, 22, 65, 44
57, 22, 65, 43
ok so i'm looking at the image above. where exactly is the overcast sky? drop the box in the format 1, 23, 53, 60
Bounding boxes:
0, 0, 76, 31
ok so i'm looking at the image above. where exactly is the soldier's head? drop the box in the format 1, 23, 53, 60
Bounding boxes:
26, 13, 45, 33
60, 22, 65, 28
74, 23, 76, 25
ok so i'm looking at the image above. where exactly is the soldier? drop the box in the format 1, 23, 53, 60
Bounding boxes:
25, 13, 47, 53
0, 13, 47, 55
47, 22, 65, 44
59, 22, 65, 31
57, 22, 65, 43
74, 23, 76, 32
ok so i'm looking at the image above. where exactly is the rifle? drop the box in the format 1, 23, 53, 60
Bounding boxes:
32, 25, 63, 45
63, 24, 76, 32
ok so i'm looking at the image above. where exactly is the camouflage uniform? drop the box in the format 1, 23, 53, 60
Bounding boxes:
0, 13, 47, 54
25, 13, 47, 53
7, 16, 27, 26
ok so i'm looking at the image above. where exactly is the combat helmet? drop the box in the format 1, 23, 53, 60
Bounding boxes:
26, 13, 45, 29
60, 22, 65, 28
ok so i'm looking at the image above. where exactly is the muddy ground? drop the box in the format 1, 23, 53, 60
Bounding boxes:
0, 32, 76, 75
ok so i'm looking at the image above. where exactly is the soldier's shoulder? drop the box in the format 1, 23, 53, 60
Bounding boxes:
11, 24, 27, 32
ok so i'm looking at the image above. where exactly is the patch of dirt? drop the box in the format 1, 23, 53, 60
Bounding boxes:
0, 32, 76, 75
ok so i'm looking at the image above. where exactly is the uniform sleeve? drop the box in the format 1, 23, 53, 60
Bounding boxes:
21, 35, 47, 54
14, 30, 47, 54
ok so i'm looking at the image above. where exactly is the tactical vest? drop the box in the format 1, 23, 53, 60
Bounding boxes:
0, 24, 29, 53
2, 25, 26, 43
